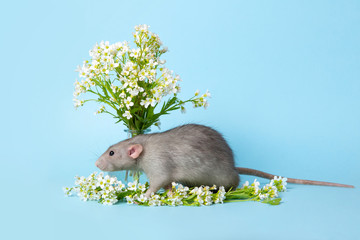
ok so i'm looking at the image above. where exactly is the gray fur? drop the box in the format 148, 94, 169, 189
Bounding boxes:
95, 124, 240, 197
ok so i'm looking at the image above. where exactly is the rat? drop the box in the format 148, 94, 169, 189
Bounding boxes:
95, 124, 354, 198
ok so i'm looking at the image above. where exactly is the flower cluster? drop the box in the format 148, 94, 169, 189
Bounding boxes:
63, 172, 126, 205
73, 24, 211, 131
270, 176, 287, 192
130, 183, 226, 207
231, 177, 287, 203
64, 173, 287, 206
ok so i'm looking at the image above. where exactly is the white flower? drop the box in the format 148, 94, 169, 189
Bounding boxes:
189, 187, 199, 195
252, 179, 261, 194
104, 175, 116, 184
95, 105, 105, 115
209, 185, 217, 190
196, 196, 204, 205
103, 185, 114, 194
149, 194, 162, 206
121, 42, 129, 53
259, 193, 269, 200
271, 176, 287, 192
243, 181, 249, 187
63, 187, 72, 196
103, 198, 118, 205
148, 59, 158, 68
101, 192, 109, 199
75, 65, 82, 72
109, 59, 119, 70
97, 177, 106, 189
127, 181, 137, 191
253, 179, 260, 188
203, 99, 209, 109
204, 195, 213, 205
148, 98, 156, 107
110, 84, 117, 93
124, 97, 134, 109
119, 91, 126, 99
130, 48, 140, 58
100, 40, 110, 50
149, 69, 156, 77
135, 24, 150, 33
161, 46, 168, 53
125, 196, 134, 204
100, 67, 109, 75
78, 65, 89, 78
128, 88, 140, 96
140, 98, 156, 108
75, 176, 85, 185
115, 182, 125, 192
139, 69, 149, 78
138, 183, 147, 192
122, 111, 132, 119
73, 98, 84, 108
89, 181, 97, 189
138, 194, 147, 203
203, 90, 211, 98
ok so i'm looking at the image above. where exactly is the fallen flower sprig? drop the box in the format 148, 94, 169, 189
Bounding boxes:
63, 172, 287, 206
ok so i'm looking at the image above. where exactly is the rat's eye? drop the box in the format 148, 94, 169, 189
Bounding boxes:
109, 151, 114, 156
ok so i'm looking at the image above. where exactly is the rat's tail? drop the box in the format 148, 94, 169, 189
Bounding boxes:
236, 167, 354, 188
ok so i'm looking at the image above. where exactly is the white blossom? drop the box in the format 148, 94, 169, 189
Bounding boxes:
138, 194, 147, 203
125, 196, 134, 204
124, 97, 134, 109
127, 181, 137, 191
119, 91, 126, 98
122, 111, 132, 119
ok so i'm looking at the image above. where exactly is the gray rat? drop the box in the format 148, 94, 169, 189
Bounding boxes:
95, 124, 354, 198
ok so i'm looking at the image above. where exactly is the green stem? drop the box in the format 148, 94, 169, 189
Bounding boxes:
223, 197, 258, 203
86, 90, 118, 110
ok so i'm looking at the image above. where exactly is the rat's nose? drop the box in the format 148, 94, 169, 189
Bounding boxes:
95, 161, 100, 168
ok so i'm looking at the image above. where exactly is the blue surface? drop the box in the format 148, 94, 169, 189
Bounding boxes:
1, 1, 359, 239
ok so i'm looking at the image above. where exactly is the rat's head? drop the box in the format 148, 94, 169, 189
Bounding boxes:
95, 141, 143, 172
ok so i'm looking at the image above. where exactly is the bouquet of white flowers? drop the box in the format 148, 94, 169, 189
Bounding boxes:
73, 24, 210, 132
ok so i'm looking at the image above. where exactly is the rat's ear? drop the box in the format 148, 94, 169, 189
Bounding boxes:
127, 144, 143, 159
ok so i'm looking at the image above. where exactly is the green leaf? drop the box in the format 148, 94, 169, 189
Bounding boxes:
184, 194, 197, 201
225, 193, 252, 200
261, 198, 282, 205
133, 113, 144, 121
116, 191, 131, 201
147, 106, 154, 119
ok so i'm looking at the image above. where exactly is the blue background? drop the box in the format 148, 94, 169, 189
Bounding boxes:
1, 0, 359, 239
